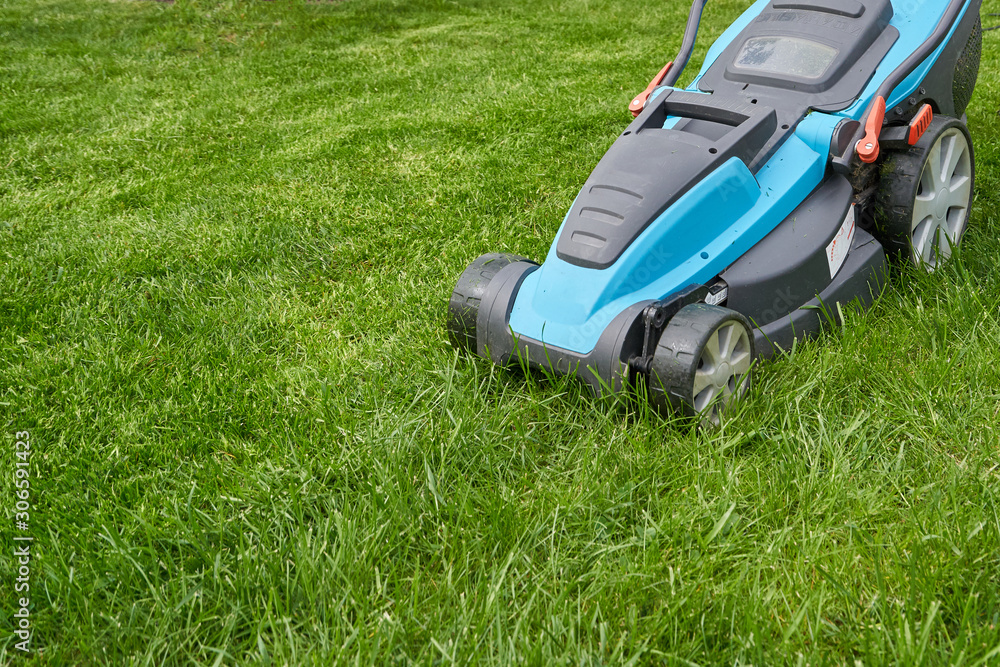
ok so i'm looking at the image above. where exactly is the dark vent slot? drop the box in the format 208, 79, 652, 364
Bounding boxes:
772, 0, 864, 18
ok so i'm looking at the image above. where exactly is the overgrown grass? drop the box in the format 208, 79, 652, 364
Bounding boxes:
2, 0, 1000, 663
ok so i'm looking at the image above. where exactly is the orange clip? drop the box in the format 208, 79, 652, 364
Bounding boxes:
856, 95, 886, 164
907, 104, 933, 145
628, 62, 673, 117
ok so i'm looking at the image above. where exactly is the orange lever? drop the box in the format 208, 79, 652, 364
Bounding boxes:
908, 104, 933, 145
629, 62, 673, 117
856, 96, 886, 164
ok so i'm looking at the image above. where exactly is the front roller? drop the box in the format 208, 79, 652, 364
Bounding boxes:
447, 253, 649, 395
447, 253, 529, 353
448, 259, 754, 420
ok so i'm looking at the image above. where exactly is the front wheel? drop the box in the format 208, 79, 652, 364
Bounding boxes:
647, 304, 754, 424
447, 253, 528, 353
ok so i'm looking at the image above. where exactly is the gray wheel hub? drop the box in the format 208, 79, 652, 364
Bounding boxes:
911, 127, 972, 268
692, 321, 752, 416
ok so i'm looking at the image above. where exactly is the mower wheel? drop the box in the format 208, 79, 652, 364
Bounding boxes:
876, 116, 974, 270
648, 304, 754, 424
448, 253, 528, 353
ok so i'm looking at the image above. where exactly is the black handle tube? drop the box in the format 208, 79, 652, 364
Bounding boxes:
662, 0, 709, 87
832, 0, 974, 172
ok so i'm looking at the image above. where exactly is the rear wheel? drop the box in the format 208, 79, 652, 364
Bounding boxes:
648, 304, 754, 425
447, 253, 528, 353
876, 116, 974, 270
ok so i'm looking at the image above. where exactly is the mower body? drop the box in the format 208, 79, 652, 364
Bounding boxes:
456, 0, 982, 396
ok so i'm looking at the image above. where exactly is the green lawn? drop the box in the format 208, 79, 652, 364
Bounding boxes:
3, 0, 1000, 663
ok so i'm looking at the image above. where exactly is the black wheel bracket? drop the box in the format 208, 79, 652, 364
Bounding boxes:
628, 283, 709, 377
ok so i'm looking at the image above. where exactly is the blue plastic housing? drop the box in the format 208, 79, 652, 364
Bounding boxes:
506, 0, 973, 355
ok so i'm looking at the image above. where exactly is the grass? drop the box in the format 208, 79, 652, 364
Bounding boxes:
2, 0, 1000, 663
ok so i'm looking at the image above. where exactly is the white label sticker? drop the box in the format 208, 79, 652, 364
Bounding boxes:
826, 204, 856, 279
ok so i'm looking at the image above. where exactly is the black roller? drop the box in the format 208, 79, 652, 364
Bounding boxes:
447, 253, 528, 353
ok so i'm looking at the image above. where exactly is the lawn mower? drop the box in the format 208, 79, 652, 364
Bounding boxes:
447, 0, 982, 421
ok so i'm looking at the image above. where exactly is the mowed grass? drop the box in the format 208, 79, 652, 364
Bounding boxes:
2, 0, 1000, 663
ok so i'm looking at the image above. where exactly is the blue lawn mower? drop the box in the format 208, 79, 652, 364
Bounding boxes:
447, 0, 982, 421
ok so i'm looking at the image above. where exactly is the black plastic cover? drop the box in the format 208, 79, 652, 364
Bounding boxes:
555, 89, 777, 270
721, 174, 854, 327
754, 226, 886, 357
698, 0, 898, 111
